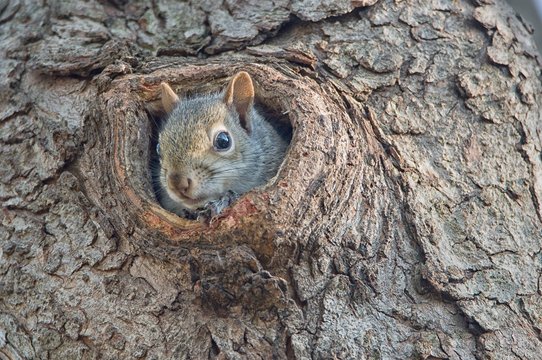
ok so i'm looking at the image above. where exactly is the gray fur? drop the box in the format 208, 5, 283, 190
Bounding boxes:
156, 90, 287, 218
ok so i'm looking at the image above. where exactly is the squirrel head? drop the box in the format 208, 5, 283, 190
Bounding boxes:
157, 71, 259, 211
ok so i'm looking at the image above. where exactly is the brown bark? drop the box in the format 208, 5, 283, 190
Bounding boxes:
1, 0, 541, 359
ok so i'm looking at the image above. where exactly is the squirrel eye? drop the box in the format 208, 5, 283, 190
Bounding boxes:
156, 143, 161, 157
213, 131, 232, 151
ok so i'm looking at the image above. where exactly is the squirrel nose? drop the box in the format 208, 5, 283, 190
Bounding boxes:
179, 176, 191, 194
168, 173, 194, 197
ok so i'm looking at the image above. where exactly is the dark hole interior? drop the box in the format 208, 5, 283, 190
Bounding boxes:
147, 87, 292, 220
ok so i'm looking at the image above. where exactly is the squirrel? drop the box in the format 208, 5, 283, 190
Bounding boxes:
155, 71, 288, 219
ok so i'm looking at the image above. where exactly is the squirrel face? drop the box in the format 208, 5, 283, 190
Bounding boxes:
157, 72, 258, 211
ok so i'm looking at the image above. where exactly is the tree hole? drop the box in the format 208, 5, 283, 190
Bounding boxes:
146, 71, 293, 221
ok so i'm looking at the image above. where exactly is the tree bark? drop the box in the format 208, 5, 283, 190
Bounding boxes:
1, 0, 541, 359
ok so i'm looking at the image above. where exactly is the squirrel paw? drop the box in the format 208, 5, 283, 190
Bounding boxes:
195, 191, 240, 222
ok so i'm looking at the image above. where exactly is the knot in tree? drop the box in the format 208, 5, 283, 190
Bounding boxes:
1, 0, 541, 359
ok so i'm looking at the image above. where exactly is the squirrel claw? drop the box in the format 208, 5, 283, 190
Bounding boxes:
194, 191, 240, 223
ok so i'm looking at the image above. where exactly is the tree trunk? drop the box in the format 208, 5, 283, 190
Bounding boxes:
1, 0, 541, 358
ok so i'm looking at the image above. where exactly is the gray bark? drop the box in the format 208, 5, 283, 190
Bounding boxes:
1, 0, 541, 359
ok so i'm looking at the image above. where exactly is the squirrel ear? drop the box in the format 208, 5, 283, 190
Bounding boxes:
160, 82, 179, 114
223, 71, 254, 133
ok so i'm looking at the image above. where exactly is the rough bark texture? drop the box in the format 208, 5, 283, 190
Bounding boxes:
1, 0, 541, 359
